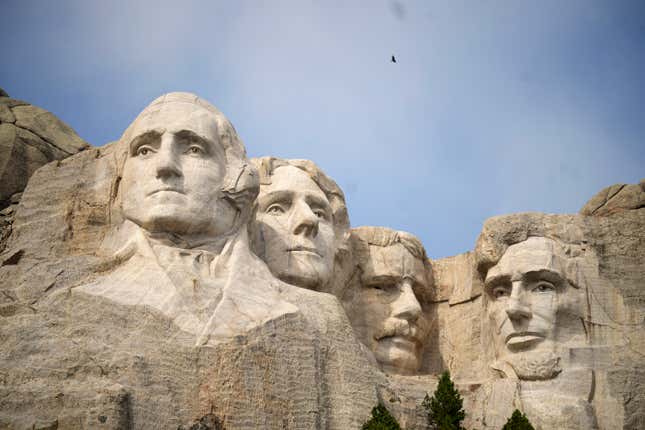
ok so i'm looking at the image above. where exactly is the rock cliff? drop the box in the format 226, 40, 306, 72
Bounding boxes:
0, 92, 642, 429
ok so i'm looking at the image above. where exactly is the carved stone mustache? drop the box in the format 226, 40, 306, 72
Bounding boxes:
376, 319, 420, 342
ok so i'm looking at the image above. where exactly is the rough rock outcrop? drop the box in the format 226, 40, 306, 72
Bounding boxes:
0, 92, 643, 429
0, 91, 89, 253
0, 91, 89, 207
386, 185, 645, 429
465, 208, 644, 429
580, 179, 645, 216
0, 93, 382, 429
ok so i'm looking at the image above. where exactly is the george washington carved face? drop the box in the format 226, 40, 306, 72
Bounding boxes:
119, 97, 237, 238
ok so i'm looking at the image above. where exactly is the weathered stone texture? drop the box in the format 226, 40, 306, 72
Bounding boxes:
0, 92, 642, 429
0, 289, 380, 429
0, 94, 382, 429
0, 144, 116, 310
580, 180, 645, 216
12, 104, 88, 155
469, 207, 645, 429
0, 95, 89, 206
427, 252, 485, 380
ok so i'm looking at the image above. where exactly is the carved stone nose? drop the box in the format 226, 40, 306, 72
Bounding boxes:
155, 135, 182, 179
505, 297, 532, 320
392, 281, 421, 322
291, 201, 319, 237
156, 160, 182, 179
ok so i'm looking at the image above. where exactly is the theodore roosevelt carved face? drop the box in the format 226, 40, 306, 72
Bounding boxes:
119, 94, 239, 239
346, 227, 431, 375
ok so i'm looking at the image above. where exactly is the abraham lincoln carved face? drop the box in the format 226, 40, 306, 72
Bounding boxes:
484, 237, 583, 379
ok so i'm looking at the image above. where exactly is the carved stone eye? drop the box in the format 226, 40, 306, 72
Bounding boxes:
136, 146, 152, 156
493, 287, 510, 299
187, 145, 204, 155
368, 283, 396, 294
314, 209, 326, 219
365, 282, 387, 291
266, 205, 285, 215
533, 282, 555, 293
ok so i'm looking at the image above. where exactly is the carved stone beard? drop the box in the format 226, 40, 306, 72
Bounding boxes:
493, 347, 562, 381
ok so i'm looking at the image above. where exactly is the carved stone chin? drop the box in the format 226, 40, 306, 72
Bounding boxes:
493, 350, 562, 381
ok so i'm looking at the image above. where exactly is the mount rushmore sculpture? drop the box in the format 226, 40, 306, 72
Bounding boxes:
0, 92, 643, 429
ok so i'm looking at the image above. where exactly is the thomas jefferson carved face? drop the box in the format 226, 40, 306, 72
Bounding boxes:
120, 101, 236, 237
485, 237, 570, 363
349, 241, 429, 374
252, 165, 336, 290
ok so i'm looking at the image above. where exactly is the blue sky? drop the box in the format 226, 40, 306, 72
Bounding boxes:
2, 1, 644, 258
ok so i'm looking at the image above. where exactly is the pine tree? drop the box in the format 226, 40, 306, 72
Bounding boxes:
361, 404, 401, 430
502, 409, 535, 430
422, 371, 466, 430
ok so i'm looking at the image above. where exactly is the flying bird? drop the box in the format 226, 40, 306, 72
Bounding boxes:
391, 55, 396, 63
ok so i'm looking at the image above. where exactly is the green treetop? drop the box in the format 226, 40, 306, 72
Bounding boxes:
361, 404, 401, 430
422, 371, 466, 430
502, 409, 535, 430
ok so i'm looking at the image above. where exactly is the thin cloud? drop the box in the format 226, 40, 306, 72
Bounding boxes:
1, 0, 643, 258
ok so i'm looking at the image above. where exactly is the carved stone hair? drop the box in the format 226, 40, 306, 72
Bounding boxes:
474, 214, 588, 289
351, 226, 428, 261
349, 226, 433, 303
113, 92, 259, 222
251, 156, 350, 243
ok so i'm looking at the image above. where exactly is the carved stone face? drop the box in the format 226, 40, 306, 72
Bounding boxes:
253, 165, 336, 290
351, 243, 428, 374
120, 101, 236, 237
485, 237, 569, 360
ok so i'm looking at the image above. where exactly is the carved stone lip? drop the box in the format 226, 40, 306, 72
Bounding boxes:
505, 331, 544, 347
378, 334, 419, 351
287, 246, 321, 257
148, 187, 183, 196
